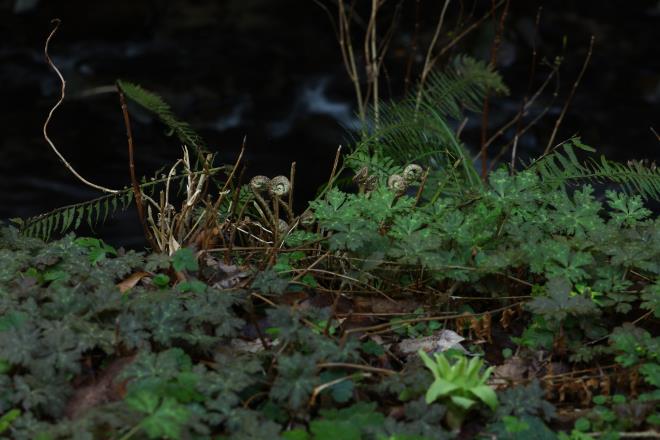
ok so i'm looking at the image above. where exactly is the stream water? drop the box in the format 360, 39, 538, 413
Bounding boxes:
1, 0, 658, 247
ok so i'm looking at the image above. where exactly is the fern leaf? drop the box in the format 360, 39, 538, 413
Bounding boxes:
117, 80, 208, 160
75, 206, 84, 230
420, 55, 509, 119
103, 199, 110, 223
528, 138, 660, 200
355, 55, 507, 191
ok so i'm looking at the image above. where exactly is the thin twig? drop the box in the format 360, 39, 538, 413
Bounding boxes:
341, 302, 523, 343
288, 161, 296, 215
318, 362, 395, 376
413, 167, 430, 208
415, 0, 452, 111
431, 0, 505, 63
337, 0, 366, 122
511, 6, 543, 171
283, 267, 397, 303
366, 0, 380, 126
43, 19, 119, 194
327, 145, 343, 189
403, 0, 421, 94
650, 126, 660, 143
544, 35, 595, 154
117, 84, 158, 249
480, 0, 510, 180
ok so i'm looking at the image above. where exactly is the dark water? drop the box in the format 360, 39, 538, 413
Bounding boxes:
1, 0, 658, 247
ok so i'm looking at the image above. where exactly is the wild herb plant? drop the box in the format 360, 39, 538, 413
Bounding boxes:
418, 351, 497, 431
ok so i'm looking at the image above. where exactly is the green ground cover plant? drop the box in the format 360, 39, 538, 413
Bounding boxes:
2, 13, 660, 440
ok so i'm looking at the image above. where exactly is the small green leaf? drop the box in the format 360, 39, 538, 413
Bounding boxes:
252, 269, 289, 295
502, 415, 530, 433
470, 384, 498, 410
153, 274, 171, 288
450, 395, 476, 409
140, 397, 190, 439
172, 248, 199, 272
0, 409, 21, 434
425, 378, 459, 403
176, 279, 207, 293
611, 394, 626, 404
361, 340, 385, 356
574, 417, 591, 432
126, 389, 160, 414
282, 429, 310, 440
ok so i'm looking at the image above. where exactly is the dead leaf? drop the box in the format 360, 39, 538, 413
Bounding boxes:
65, 355, 136, 419
116, 272, 149, 293
398, 329, 467, 357
205, 255, 250, 289
492, 356, 528, 382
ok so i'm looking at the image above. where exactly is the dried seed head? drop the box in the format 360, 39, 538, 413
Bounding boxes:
269, 175, 291, 197
353, 166, 369, 184
300, 210, 315, 226
387, 174, 408, 194
277, 219, 289, 234
364, 174, 378, 192
250, 175, 271, 192
403, 164, 424, 184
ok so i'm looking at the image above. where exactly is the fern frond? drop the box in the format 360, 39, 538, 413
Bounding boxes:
22, 190, 130, 240
353, 55, 508, 192
21, 165, 228, 241
116, 80, 208, 158
528, 138, 660, 200
420, 55, 509, 119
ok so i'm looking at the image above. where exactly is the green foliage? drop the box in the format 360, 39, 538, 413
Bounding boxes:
117, 80, 207, 159
0, 409, 21, 434
418, 350, 497, 430
309, 402, 385, 440
20, 190, 134, 241
353, 56, 508, 191
527, 278, 599, 323
9, 33, 660, 438
569, 394, 655, 438
19, 83, 227, 243
496, 380, 556, 422
251, 269, 290, 294
528, 139, 660, 200
171, 247, 199, 272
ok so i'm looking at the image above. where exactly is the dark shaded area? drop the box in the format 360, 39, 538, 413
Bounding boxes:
1, 0, 658, 247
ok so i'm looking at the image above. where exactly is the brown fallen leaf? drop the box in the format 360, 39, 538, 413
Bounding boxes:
492, 356, 528, 382
397, 329, 468, 360
205, 255, 251, 289
65, 355, 136, 419
116, 271, 149, 293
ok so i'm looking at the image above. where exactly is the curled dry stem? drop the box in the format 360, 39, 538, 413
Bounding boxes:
43, 19, 119, 194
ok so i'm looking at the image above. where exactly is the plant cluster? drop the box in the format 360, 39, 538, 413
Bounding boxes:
3, 15, 660, 438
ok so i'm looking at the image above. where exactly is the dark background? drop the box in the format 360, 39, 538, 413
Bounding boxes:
1, 0, 658, 247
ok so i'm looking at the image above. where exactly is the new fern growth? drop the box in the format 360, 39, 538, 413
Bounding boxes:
351, 55, 508, 192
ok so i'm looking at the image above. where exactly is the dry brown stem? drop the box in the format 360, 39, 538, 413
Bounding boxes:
43, 19, 119, 194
